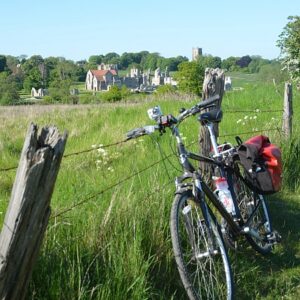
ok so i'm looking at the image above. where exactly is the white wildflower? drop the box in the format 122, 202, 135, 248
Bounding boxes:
253, 116, 257, 119
244, 115, 248, 120
98, 148, 106, 154
237, 119, 242, 124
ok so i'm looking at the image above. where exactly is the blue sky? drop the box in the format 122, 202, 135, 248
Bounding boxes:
1, 0, 299, 61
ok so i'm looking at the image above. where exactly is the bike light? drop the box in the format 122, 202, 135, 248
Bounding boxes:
147, 106, 163, 121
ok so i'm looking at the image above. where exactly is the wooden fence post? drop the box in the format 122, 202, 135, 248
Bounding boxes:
0, 124, 67, 300
282, 82, 293, 138
199, 68, 225, 182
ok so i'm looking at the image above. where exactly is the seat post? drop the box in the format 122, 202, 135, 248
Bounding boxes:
207, 123, 220, 157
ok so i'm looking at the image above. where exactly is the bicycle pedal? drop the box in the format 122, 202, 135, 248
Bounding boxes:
267, 230, 282, 244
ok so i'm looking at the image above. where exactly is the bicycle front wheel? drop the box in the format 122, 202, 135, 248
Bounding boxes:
170, 190, 233, 300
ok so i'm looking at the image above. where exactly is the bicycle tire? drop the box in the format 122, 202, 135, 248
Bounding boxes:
232, 162, 272, 255
170, 190, 233, 300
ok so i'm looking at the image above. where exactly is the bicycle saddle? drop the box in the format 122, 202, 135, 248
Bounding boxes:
198, 109, 223, 124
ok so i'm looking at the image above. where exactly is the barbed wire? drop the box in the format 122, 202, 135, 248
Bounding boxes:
0, 166, 18, 172
0, 127, 283, 173
0, 138, 130, 173
51, 153, 174, 218
48, 128, 280, 218
219, 127, 280, 138
63, 139, 128, 158
225, 109, 283, 113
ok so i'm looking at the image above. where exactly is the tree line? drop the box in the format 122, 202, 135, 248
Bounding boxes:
0, 14, 299, 105
0, 52, 281, 104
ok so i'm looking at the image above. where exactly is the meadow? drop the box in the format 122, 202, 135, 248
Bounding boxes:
0, 76, 300, 299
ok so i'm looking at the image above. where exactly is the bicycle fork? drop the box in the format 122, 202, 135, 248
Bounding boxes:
180, 173, 219, 259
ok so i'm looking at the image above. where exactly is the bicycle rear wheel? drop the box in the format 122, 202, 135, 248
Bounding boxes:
233, 162, 272, 255
170, 190, 233, 300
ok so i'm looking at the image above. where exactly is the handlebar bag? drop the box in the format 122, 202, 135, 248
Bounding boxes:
237, 135, 282, 194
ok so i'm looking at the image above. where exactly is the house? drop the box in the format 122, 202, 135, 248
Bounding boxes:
85, 69, 118, 91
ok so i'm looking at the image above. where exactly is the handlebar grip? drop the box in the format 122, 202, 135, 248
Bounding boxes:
198, 94, 220, 109
126, 127, 146, 139
126, 125, 158, 140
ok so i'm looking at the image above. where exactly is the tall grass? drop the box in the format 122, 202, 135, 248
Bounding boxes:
0, 81, 299, 299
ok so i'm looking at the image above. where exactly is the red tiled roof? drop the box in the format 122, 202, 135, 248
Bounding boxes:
91, 69, 117, 81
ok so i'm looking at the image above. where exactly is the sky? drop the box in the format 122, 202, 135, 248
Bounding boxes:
1, 0, 299, 61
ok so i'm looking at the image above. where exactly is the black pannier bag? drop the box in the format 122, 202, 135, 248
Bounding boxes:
237, 135, 282, 194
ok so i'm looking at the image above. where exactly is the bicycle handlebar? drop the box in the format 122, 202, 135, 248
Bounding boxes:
177, 94, 220, 122
126, 125, 159, 140
126, 94, 220, 140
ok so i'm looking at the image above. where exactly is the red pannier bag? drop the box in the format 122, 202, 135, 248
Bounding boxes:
237, 135, 282, 194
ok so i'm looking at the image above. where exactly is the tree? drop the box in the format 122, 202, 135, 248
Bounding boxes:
22, 55, 45, 91
247, 56, 270, 73
236, 55, 252, 68
221, 56, 239, 71
0, 72, 20, 105
48, 78, 72, 103
103, 52, 120, 64
174, 61, 204, 96
258, 62, 289, 83
141, 52, 160, 70
277, 16, 300, 81
198, 55, 222, 69
0, 55, 7, 72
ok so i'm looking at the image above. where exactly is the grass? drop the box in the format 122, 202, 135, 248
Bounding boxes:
0, 81, 300, 299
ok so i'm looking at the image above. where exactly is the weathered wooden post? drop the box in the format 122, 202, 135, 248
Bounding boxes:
199, 68, 225, 181
282, 82, 293, 138
0, 124, 67, 300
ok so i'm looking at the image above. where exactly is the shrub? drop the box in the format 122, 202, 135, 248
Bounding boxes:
102, 86, 122, 102
156, 84, 177, 95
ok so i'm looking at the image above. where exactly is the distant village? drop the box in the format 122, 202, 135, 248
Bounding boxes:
30, 47, 232, 98
84, 47, 202, 93
85, 63, 177, 93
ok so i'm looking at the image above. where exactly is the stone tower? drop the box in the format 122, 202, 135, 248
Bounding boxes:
192, 47, 202, 61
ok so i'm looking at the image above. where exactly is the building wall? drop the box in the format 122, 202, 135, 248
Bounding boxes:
85, 70, 94, 90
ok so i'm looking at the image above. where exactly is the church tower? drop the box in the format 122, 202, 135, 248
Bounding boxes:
192, 47, 202, 61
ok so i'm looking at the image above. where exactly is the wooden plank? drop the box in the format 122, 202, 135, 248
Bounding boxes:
199, 68, 225, 181
282, 82, 293, 138
0, 124, 68, 300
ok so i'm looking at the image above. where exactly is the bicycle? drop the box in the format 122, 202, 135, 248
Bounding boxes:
126, 95, 281, 300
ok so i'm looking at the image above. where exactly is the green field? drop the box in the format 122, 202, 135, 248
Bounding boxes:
0, 77, 300, 299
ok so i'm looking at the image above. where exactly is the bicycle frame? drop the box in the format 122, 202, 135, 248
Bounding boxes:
171, 121, 268, 240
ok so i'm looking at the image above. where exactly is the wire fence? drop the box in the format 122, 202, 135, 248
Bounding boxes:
0, 125, 282, 174
0, 103, 287, 174
226, 109, 283, 113
0, 100, 292, 218
49, 126, 281, 219
51, 154, 174, 218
